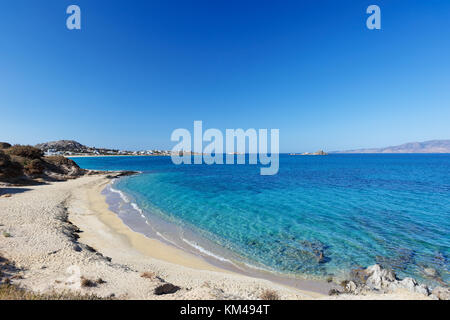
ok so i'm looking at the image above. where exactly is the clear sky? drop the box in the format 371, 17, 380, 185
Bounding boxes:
1, 0, 450, 152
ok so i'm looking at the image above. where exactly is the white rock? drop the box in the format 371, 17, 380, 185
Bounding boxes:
399, 277, 417, 291
346, 281, 357, 293
431, 287, 450, 300
414, 284, 429, 296
365, 264, 396, 289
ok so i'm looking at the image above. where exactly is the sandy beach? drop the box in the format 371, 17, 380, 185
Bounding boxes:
0, 175, 327, 299
0, 175, 435, 300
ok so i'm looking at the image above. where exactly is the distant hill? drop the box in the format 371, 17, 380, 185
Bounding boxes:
35, 140, 88, 153
35, 140, 122, 155
34, 140, 170, 156
334, 140, 450, 154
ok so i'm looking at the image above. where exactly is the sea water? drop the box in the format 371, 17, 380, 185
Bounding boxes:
72, 154, 450, 286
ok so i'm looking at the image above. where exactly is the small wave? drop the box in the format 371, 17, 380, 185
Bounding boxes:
131, 202, 144, 215
109, 186, 130, 203
182, 238, 237, 266
242, 261, 274, 273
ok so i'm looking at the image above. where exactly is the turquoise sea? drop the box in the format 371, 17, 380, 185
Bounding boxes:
72, 154, 450, 286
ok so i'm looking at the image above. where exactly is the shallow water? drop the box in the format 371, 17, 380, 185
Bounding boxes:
72, 154, 450, 286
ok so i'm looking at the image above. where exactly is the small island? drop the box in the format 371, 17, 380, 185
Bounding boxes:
290, 150, 328, 156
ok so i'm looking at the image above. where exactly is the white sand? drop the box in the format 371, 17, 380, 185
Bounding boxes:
0, 175, 431, 300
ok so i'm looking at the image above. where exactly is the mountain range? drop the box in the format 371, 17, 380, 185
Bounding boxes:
334, 140, 450, 154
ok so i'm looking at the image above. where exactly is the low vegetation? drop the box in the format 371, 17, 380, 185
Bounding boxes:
259, 289, 280, 300
80, 277, 97, 288
154, 283, 181, 295
0, 142, 85, 184
6, 145, 43, 159
0, 254, 110, 300
0, 284, 111, 300
140, 271, 156, 279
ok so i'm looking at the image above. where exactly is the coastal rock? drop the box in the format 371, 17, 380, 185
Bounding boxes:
349, 267, 369, 285
431, 287, 450, 300
398, 277, 417, 292
414, 284, 429, 296
365, 264, 396, 290
345, 280, 357, 293
342, 264, 433, 297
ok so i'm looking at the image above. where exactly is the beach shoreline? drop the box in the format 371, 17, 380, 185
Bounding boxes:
0, 174, 326, 299
0, 174, 436, 300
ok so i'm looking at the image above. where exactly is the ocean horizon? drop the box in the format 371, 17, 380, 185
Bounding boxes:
71, 154, 450, 287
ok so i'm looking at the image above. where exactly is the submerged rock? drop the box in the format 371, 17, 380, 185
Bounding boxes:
298, 240, 329, 264
422, 267, 438, 278
375, 248, 415, 271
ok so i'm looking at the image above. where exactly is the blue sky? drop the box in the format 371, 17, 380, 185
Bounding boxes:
1, 0, 450, 152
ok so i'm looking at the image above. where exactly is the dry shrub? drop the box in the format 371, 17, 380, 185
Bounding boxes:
0, 284, 111, 300
259, 289, 280, 300
154, 283, 180, 295
0, 151, 10, 166
0, 142, 12, 149
0, 151, 23, 179
80, 277, 96, 288
6, 145, 43, 159
24, 159, 45, 175
45, 156, 79, 167
140, 272, 156, 279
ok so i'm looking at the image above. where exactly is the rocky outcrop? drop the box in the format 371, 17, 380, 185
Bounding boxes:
335, 264, 448, 300
0, 144, 87, 184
